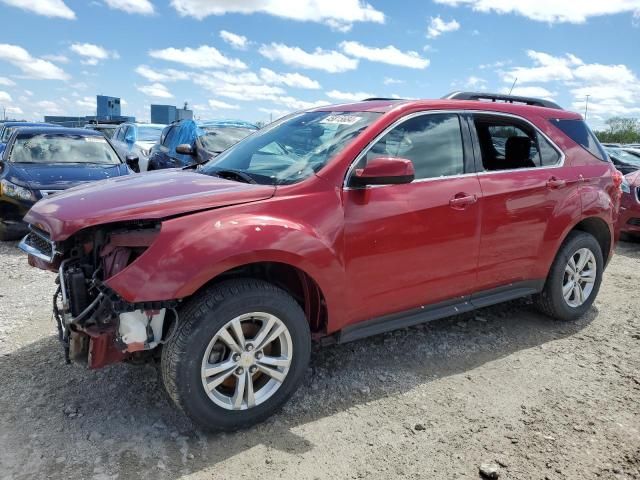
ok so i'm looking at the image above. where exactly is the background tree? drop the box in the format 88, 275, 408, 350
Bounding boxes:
594, 117, 640, 144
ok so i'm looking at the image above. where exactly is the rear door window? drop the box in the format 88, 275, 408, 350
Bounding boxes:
473, 115, 562, 171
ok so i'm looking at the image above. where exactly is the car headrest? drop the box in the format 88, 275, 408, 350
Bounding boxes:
505, 136, 532, 163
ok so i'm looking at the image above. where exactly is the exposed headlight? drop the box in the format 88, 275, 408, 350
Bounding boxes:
621, 177, 631, 194
0, 179, 36, 201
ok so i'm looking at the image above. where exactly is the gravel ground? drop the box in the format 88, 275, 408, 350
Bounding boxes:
0, 239, 639, 480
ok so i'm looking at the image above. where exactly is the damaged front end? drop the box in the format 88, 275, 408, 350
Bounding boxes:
19, 222, 178, 368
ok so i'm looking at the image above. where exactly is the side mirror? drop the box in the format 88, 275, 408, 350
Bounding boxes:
124, 134, 135, 145
125, 155, 140, 172
175, 144, 194, 155
351, 157, 415, 187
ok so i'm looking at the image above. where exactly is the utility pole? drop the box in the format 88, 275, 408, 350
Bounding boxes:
584, 95, 590, 120
1, 105, 5, 121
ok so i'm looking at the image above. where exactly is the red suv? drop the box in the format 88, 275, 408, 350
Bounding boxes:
20, 93, 622, 430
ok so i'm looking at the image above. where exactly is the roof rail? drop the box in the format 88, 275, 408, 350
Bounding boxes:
443, 91, 563, 110
361, 97, 406, 101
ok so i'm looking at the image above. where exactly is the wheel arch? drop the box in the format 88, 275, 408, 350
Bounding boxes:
567, 216, 613, 266
199, 261, 329, 336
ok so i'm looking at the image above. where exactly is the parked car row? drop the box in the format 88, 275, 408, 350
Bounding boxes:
0, 117, 257, 239
16, 92, 629, 431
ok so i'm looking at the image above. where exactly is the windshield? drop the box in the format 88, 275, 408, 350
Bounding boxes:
201, 111, 381, 184
606, 148, 640, 166
199, 126, 256, 153
137, 126, 163, 142
9, 134, 122, 165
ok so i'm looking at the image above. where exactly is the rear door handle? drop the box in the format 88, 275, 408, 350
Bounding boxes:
546, 177, 566, 189
449, 193, 477, 209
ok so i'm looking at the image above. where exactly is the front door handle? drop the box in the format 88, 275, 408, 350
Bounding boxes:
449, 193, 477, 209
546, 177, 566, 189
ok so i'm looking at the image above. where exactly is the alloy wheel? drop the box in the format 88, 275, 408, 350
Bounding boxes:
200, 312, 293, 410
562, 248, 597, 308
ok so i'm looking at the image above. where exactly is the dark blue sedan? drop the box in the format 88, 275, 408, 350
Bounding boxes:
0, 127, 132, 240
0, 122, 58, 156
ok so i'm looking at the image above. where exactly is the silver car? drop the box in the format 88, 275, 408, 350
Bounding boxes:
111, 123, 165, 172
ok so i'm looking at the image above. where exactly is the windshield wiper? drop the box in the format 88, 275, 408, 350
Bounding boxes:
209, 168, 257, 184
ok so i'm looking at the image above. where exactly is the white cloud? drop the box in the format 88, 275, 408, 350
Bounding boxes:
500, 85, 555, 98
0, 0, 75, 19
426, 16, 460, 38
0, 77, 15, 86
326, 90, 375, 102
149, 45, 247, 69
170, 0, 384, 31
434, 0, 640, 23
259, 68, 320, 89
42, 54, 70, 63
208, 99, 240, 110
70, 43, 119, 65
383, 77, 404, 85
0, 44, 69, 80
259, 43, 358, 73
0, 91, 12, 103
76, 96, 96, 110
340, 41, 430, 69
501, 50, 581, 84
137, 82, 174, 98
505, 51, 640, 118
5, 106, 23, 115
104, 0, 154, 15
219, 30, 249, 50
464, 75, 487, 89
135, 65, 191, 82
272, 96, 331, 110
34, 100, 63, 114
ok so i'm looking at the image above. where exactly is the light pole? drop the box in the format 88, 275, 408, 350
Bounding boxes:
584, 95, 590, 120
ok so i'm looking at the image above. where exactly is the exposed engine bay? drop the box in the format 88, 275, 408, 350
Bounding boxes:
21, 222, 178, 368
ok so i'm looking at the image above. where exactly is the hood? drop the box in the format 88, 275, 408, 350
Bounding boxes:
8, 163, 129, 190
24, 169, 276, 240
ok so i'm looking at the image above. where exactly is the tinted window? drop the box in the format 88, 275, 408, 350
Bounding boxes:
365, 113, 464, 180
474, 115, 560, 170
551, 119, 606, 161
162, 126, 179, 147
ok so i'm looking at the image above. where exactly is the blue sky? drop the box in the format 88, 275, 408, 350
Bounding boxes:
0, 0, 638, 129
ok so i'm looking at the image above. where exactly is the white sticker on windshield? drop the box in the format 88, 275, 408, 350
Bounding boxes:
320, 115, 362, 125
84, 137, 106, 143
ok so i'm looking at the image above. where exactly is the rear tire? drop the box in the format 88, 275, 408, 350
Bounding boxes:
534, 231, 603, 321
161, 279, 311, 431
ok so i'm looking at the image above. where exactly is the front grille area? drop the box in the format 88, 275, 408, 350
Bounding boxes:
18, 226, 56, 262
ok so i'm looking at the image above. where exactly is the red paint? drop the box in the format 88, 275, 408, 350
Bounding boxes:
24, 99, 620, 339
619, 171, 640, 236
88, 333, 127, 369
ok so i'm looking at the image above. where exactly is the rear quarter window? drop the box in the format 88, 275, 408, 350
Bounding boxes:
551, 119, 607, 162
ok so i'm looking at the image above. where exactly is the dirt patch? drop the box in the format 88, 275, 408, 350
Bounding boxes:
1, 240, 639, 479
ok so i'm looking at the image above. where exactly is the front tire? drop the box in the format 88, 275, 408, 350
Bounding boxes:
161, 279, 311, 431
534, 231, 604, 321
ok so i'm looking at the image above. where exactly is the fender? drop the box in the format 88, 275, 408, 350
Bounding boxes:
106, 195, 348, 330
